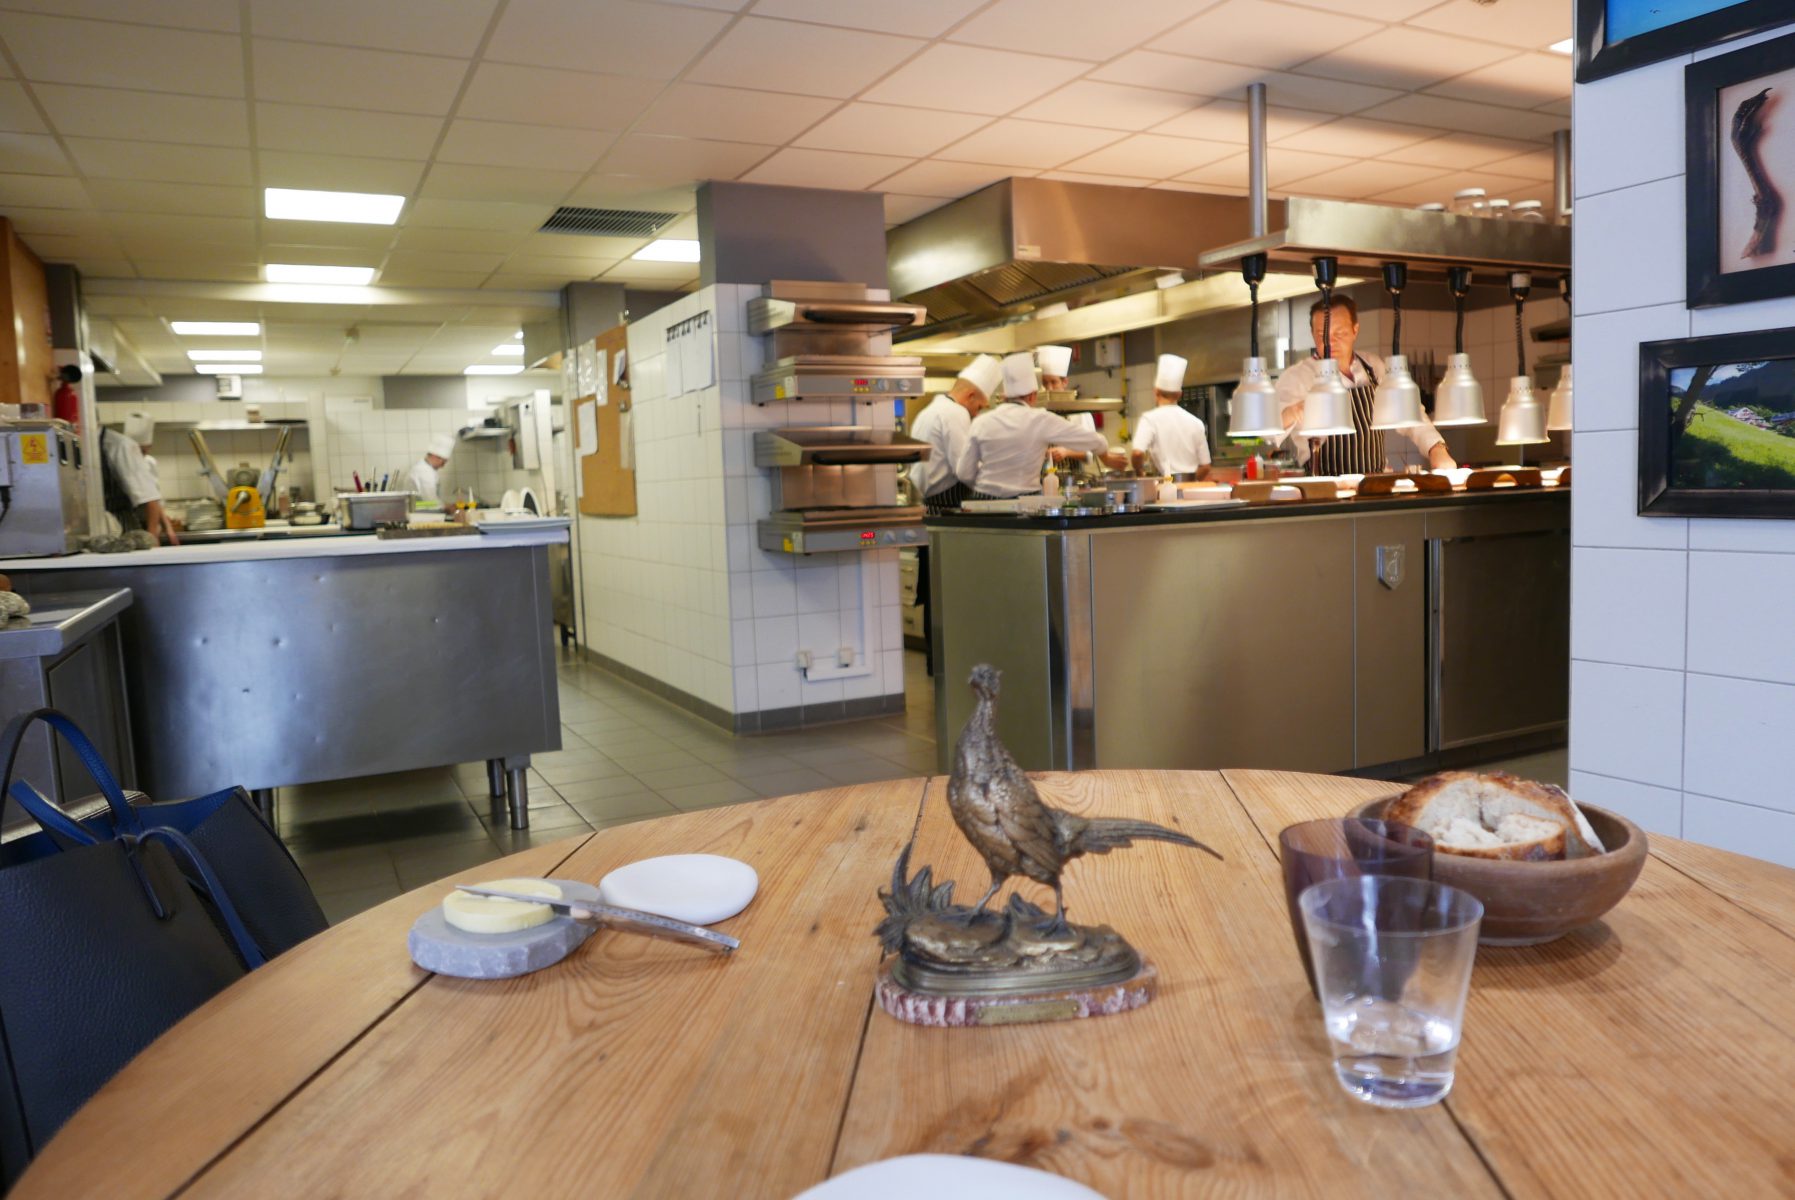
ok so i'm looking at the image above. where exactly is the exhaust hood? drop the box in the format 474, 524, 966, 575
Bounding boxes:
887, 179, 1280, 338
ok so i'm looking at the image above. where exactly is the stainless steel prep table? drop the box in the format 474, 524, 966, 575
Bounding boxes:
926, 488, 1570, 775
0, 530, 567, 829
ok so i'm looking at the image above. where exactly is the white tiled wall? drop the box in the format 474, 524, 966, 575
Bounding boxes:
1570, 20, 1795, 867
574, 283, 907, 721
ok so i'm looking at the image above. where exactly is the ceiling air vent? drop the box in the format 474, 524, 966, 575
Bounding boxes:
539, 207, 679, 238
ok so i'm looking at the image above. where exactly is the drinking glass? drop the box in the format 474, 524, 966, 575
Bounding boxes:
1300, 876, 1484, 1109
1279, 818, 1433, 997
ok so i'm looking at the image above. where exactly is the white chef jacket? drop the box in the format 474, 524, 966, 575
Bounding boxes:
908, 393, 973, 499
1132, 404, 1212, 474
1273, 352, 1446, 470
101, 429, 160, 507
398, 457, 440, 504
957, 401, 1110, 498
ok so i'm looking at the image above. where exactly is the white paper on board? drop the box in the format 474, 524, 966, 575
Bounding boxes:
618, 408, 634, 470
576, 400, 598, 458
595, 350, 609, 407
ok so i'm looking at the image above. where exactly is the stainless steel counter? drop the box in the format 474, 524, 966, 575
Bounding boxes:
4, 540, 563, 828
928, 490, 1569, 774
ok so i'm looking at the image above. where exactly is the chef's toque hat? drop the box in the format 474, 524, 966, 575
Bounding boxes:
1155, 354, 1188, 394
1036, 344, 1072, 377
1001, 352, 1038, 399
957, 354, 1003, 400
123, 411, 156, 444
427, 432, 458, 460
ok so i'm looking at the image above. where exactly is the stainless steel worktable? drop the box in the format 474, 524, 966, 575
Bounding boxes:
927, 488, 1570, 775
0, 530, 568, 828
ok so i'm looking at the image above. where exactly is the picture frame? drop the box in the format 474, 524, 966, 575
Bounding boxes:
1577, 0, 1789, 84
1639, 326, 1795, 518
1687, 32, 1795, 308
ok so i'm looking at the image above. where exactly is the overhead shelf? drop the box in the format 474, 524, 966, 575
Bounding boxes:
154, 419, 309, 433
1198, 197, 1570, 280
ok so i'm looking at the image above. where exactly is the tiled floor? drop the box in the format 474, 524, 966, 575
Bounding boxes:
285, 649, 941, 924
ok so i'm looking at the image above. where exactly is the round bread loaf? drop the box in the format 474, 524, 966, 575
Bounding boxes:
1387, 771, 1603, 861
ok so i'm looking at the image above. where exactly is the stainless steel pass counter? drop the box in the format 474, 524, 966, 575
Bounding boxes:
927, 490, 1569, 774
0, 530, 567, 828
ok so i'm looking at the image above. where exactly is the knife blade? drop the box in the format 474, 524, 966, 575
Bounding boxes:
452, 885, 739, 953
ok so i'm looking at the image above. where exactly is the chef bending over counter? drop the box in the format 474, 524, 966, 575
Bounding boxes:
957, 352, 1117, 500
1275, 295, 1457, 474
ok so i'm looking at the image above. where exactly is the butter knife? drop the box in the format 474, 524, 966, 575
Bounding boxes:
452, 885, 739, 953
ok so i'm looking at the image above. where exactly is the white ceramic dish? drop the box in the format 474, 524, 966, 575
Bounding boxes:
792, 1155, 1107, 1200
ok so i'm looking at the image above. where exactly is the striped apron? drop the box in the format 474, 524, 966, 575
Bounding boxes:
924, 479, 974, 515
1307, 355, 1386, 477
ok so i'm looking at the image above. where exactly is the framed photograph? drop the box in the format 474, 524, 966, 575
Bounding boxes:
1687, 33, 1795, 308
1577, 0, 1789, 84
1640, 327, 1795, 517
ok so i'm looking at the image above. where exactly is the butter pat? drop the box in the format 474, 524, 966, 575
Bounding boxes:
442, 877, 563, 934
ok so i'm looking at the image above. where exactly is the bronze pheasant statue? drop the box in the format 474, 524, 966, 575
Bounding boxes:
948, 663, 1221, 935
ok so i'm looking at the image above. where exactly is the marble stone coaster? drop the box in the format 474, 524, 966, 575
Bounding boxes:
597, 854, 758, 925
408, 879, 600, 979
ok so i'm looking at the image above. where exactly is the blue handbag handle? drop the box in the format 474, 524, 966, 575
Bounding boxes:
134, 827, 267, 969
0, 707, 138, 836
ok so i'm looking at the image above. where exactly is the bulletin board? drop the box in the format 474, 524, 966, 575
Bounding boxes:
577, 323, 636, 517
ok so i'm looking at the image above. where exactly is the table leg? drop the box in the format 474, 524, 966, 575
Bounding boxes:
251, 787, 277, 826
505, 766, 530, 830
485, 758, 505, 799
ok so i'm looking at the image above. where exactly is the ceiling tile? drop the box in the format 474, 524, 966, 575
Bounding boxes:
252, 40, 468, 116
748, 0, 985, 38
258, 150, 425, 194
883, 193, 948, 225
0, 174, 89, 207
795, 104, 988, 158
1295, 28, 1517, 91
14, 233, 125, 260
1174, 147, 1361, 189
499, 253, 625, 275
1039, 170, 1157, 187
1281, 0, 1435, 15
1279, 159, 1447, 200
1245, 71, 1402, 115
1381, 133, 1541, 170
599, 259, 698, 284
1369, 171, 1546, 206
875, 159, 1031, 199
376, 272, 498, 291
437, 120, 617, 171
111, 214, 256, 246
250, 0, 498, 57
0, 0, 238, 31
406, 199, 554, 232
34, 84, 247, 146
1535, 97, 1572, 117
393, 227, 526, 254
254, 103, 444, 160
1173, 153, 1251, 190
1088, 52, 1263, 97
1426, 53, 1572, 108
0, 15, 244, 97
1152, 0, 1382, 70
740, 147, 915, 190
1151, 98, 1329, 142
563, 177, 698, 211
1406, 0, 1571, 50
1477, 149, 1558, 182
256, 220, 400, 251
0, 82, 45, 134
482, 272, 584, 291
128, 258, 263, 282
381, 249, 508, 274
1014, 82, 1203, 132
456, 63, 665, 131
688, 18, 924, 99
68, 259, 136, 279
1275, 117, 1440, 157
3, 208, 114, 236
66, 138, 251, 185
1059, 132, 1236, 178
597, 134, 773, 180
485, 0, 729, 78
635, 84, 838, 144
1357, 94, 1563, 141
258, 244, 383, 269
864, 44, 1087, 116
419, 164, 583, 205
84, 180, 255, 217
953, 0, 1210, 62
936, 119, 1124, 170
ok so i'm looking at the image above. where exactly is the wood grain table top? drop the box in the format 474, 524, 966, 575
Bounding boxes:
17, 770, 1795, 1199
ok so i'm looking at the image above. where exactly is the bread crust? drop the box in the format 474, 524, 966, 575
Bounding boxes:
1388, 771, 1602, 860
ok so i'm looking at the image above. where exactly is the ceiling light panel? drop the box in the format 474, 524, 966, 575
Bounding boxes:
265, 263, 377, 284
493, 344, 524, 356
264, 187, 404, 225
171, 321, 262, 336
631, 238, 700, 262
465, 365, 524, 375
186, 350, 263, 361
194, 363, 264, 374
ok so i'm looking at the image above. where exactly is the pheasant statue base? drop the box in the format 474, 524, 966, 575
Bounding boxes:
873, 663, 1220, 1028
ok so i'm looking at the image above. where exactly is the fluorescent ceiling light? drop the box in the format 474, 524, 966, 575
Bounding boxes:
492, 344, 524, 356
265, 263, 376, 285
264, 187, 404, 225
465, 365, 524, 375
171, 321, 260, 336
631, 238, 700, 263
512, 331, 524, 339
187, 349, 262, 362
1548, 37, 1574, 54
195, 363, 263, 375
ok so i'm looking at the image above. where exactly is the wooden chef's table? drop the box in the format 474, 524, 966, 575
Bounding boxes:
18, 771, 1795, 1198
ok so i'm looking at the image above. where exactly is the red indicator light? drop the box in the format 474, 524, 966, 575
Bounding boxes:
860, 531, 876, 541
854, 378, 868, 386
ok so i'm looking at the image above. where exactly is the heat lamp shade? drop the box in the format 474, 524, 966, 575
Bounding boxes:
1300, 359, 1354, 437
1369, 354, 1425, 430
1546, 363, 1573, 431
1432, 352, 1488, 426
1495, 376, 1549, 445
1228, 357, 1284, 438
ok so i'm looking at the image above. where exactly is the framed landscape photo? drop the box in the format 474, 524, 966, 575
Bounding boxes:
1688, 33, 1795, 308
1640, 327, 1795, 517
1578, 0, 1789, 84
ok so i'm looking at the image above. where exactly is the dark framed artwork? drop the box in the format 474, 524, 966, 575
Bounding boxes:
1577, 0, 1790, 84
1687, 32, 1795, 308
1640, 327, 1795, 517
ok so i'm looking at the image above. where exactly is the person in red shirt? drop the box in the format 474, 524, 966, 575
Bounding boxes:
52, 364, 82, 428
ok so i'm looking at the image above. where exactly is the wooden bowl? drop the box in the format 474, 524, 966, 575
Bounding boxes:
1349, 798, 1649, 946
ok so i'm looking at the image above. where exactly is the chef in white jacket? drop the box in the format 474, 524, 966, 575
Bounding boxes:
100, 411, 179, 544
399, 432, 457, 506
958, 352, 1114, 499
1130, 354, 1212, 479
1036, 344, 1072, 392
909, 354, 999, 513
